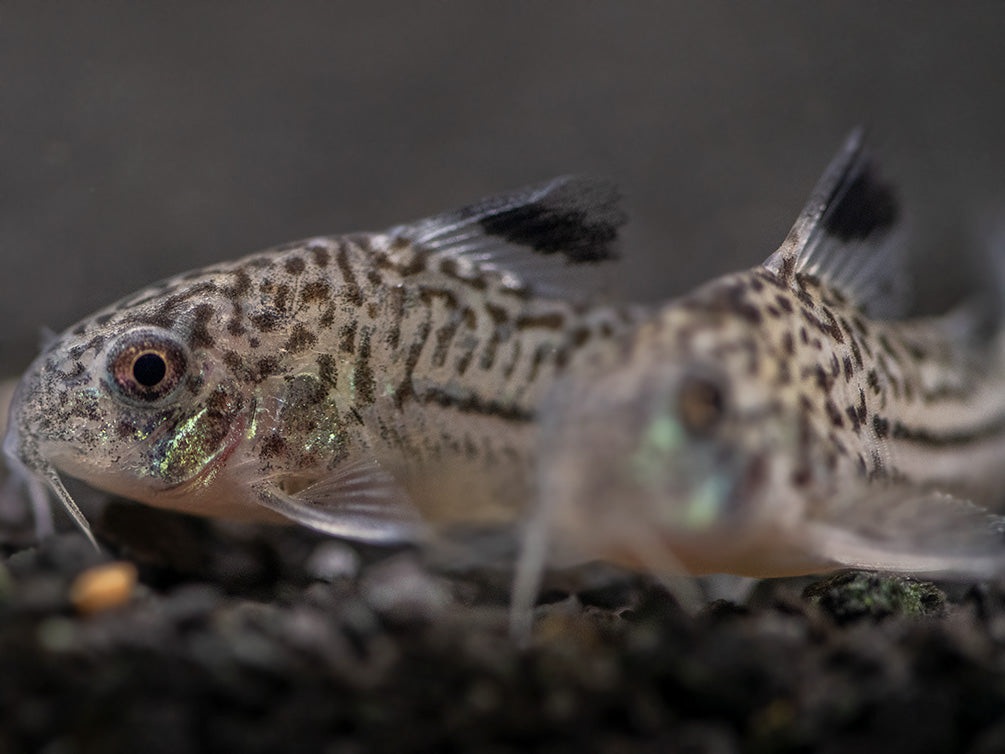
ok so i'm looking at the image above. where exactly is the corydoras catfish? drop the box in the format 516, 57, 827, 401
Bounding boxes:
3, 178, 639, 548
514, 131, 1005, 622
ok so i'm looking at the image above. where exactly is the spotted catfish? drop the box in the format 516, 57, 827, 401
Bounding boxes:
3, 177, 638, 547
515, 131, 1005, 617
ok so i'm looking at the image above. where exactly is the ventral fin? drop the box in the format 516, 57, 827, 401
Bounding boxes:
252, 456, 425, 544
389, 176, 627, 297
805, 486, 1005, 578
762, 129, 906, 318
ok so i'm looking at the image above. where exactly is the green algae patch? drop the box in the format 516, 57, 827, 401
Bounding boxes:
803, 570, 946, 624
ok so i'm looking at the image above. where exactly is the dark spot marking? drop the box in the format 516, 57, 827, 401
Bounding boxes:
889, 414, 1005, 447
824, 399, 844, 428
479, 330, 502, 371
905, 341, 927, 361
781, 331, 795, 356
386, 287, 406, 349
527, 344, 550, 384
339, 320, 358, 353
223, 350, 245, 374
250, 311, 281, 333
813, 364, 833, 392
515, 312, 566, 331
225, 268, 253, 298
848, 333, 863, 368
336, 243, 363, 307
254, 356, 281, 382
842, 355, 854, 382
455, 344, 476, 376
188, 304, 215, 349
571, 327, 591, 348
318, 353, 338, 389
845, 404, 862, 432
285, 323, 317, 353
417, 387, 534, 423
819, 307, 844, 343
260, 432, 288, 459
284, 256, 306, 275
775, 295, 793, 313
779, 255, 796, 281
485, 303, 509, 325
397, 318, 432, 406
872, 415, 889, 438
432, 316, 461, 367
301, 279, 332, 304
309, 244, 331, 267
502, 339, 523, 379
273, 283, 291, 313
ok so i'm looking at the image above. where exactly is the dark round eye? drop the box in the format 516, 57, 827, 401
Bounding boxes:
132, 352, 167, 387
677, 374, 725, 436
108, 330, 189, 402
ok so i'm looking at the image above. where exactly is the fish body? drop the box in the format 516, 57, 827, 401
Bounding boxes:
520, 131, 1005, 599
3, 177, 638, 545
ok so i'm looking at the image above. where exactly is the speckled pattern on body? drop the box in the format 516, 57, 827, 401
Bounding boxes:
518, 131, 1005, 610
3, 177, 640, 546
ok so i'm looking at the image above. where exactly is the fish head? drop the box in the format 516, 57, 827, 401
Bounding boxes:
4, 284, 253, 532
537, 299, 811, 577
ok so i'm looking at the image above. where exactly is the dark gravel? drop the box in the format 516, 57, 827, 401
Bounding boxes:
2, 500, 1005, 754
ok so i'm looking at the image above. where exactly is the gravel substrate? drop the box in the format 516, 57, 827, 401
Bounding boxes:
2, 499, 1005, 754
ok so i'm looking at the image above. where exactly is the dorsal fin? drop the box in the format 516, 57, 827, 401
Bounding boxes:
389, 176, 627, 296
762, 129, 905, 317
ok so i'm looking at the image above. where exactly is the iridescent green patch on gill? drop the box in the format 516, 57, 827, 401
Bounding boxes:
630, 414, 683, 485
150, 387, 243, 485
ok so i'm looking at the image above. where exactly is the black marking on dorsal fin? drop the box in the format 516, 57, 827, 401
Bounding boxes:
763, 129, 906, 318
465, 176, 624, 263
390, 176, 626, 296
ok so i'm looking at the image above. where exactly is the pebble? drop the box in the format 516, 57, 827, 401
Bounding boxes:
69, 561, 138, 615
305, 541, 361, 582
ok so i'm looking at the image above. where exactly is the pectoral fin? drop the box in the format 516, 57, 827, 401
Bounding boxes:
252, 457, 425, 544
805, 487, 1005, 577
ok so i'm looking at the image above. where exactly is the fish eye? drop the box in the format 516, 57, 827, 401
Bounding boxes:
108, 329, 189, 403
677, 373, 726, 436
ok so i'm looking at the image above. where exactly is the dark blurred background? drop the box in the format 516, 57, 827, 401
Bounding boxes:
2, 2, 1004, 370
